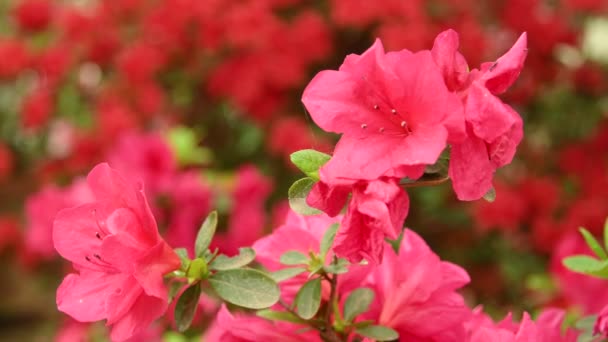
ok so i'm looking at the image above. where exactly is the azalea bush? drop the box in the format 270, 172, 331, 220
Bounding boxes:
1, 0, 608, 341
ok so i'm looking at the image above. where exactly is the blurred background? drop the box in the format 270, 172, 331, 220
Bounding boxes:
0, 0, 607, 341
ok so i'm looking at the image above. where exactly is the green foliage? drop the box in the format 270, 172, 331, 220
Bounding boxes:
174, 283, 202, 332
323, 258, 349, 275
563, 255, 608, 278
280, 251, 309, 266
288, 177, 322, 215
209, 247, 256, 271
195, 211, 218, 258
319, 223, 339, 261
343, 288, 374, 322
167, 126, 212, 166
295, 278, 322, 319
290, 149, 331, 181
482, 187, 496, 203
355, 325, 399, 341
579, 227, 608, 259
257, 309, 308, 325
186, 258, 208, 280
270, 267, 307, 282
208, 268, 280, 309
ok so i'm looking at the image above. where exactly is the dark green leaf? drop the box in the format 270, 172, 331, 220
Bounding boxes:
257, 309, 308, 325
195, 211, 218, 258
210, 247, 256, 271
295, 278, 322, 319
355, 325, 399, 341
319, 223, 339, 260
579, 227, 607, 259
280, 251, 309, 265
270, 267, 306, 282
288, 178, 322, 216
168, 281, 184, 303
344, 288, 375, 322
174, 283, 202, 332
290, 149, 331, 180
208, 269, 280, 309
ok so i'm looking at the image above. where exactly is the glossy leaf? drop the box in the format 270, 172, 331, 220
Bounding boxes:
208, 268, 280, 309
290, 149, 331, 180
288, 178, 322, 216
295, 278, 322, 319
174, 283, 202, 332
344, 288, 374, 322
195, 211, 218, 258
210, 247, 256, 271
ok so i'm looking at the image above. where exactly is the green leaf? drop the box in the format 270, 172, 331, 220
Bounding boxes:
208, 268, 280, 309
174, 283, 202, 332
257, 309, 308, 325
482, 187, 496, 203
323, 258, 349, 274
290, 149, 331, 180
295, 277, 322, 319
579, 227, 608, 259
344, 288, 375, 322
174, 248, 190, 270
168, 281, 184, 303
270, 267, 307, 282
280, 251, 309, 266
210, 247, 256, 271
167, 126, 211, 166
319, 223, 339, 260
195, 211, 218, 258
186, 258, 208, 280
563, 255, 608, 278
288, 178, 322, 216
355, 325, 399, 341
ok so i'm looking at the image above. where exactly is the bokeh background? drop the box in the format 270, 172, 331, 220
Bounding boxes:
0, 0, 607, 341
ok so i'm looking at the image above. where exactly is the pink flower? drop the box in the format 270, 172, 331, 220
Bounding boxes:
595, 305, 608, 337
53, 163, 180, 342
333, 178, 408, 264
25, 179, 93, 259
432, 30, 528, 200
205, 304, 320, 342
344, 230, 471, 341
107, 133, 177, 196
464, 309, 576, 342
302, 38, 464, 184
253, 210, 340, 301
212, 165, 273, 255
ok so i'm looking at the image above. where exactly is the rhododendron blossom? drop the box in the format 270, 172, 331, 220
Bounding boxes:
302, 38, 464, 184
53, 163, 180, 341
344, 229, 471, 341
432, 30, 528, 200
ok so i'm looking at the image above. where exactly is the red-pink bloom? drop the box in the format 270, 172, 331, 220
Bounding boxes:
302, 38, 464, 184
12, 0, 53, 32
465, 309, 576, 342
212, 165, 273, 255
343, 229, 470, 341
0, 143, 13, 181
433, 30, 528, 200
333, 178, 408, 264
53, 163, 180, 342
205, 304, 320, 342
25, 179, 93, 259
595, 305, 608, 337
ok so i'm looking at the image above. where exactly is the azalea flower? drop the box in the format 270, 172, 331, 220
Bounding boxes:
53, 163, 180, 342
302, 38, 464, 184
205, 305, 320, 342
432, 29, 528, 200
342, 230, 471, 341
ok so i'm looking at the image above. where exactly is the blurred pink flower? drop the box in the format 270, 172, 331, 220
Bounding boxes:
25, 179, 93, 259
205, 304, 320, 342
53, 163, 180, 341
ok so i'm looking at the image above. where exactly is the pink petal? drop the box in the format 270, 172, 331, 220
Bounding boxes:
134, 241, 180, 300
483, 32, 528, 95
109, 293, 167, 342
106, 277, 144, 325
466, 82, 520, 143
57, 271, 129, 322
449, 133, 495, 201
306, 181, 350, 217
431, 29, 470, 91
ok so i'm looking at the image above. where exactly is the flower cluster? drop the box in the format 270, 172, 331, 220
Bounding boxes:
303, 30, 527, 263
